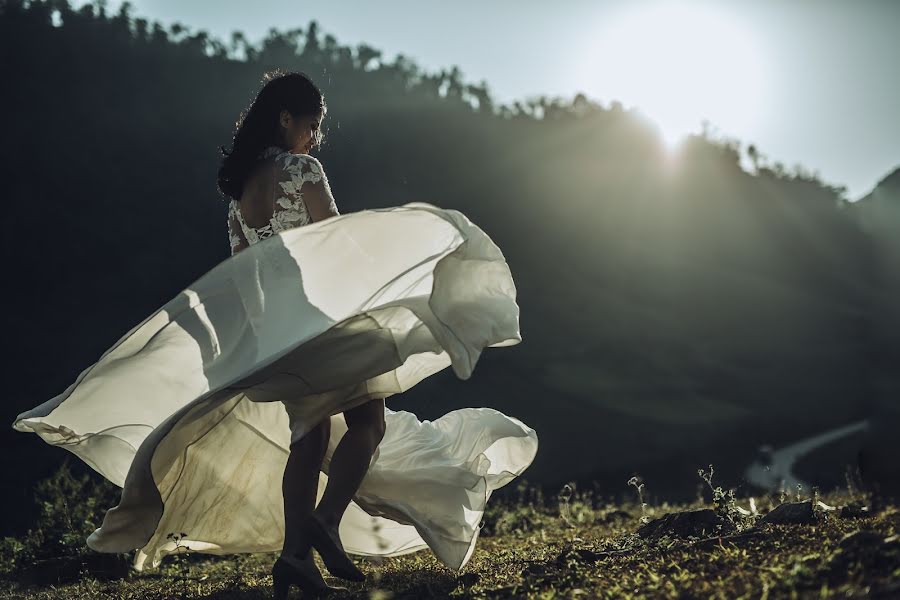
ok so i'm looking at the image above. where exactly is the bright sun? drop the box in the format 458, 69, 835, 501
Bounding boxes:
588, 1, 768, 149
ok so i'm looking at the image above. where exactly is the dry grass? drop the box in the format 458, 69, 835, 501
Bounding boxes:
2, 482, 898, 599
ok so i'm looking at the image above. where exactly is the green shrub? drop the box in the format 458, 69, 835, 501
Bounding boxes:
0, 459, 123, 577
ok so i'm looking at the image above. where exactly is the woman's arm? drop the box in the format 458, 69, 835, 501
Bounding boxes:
277, 154, 340, 223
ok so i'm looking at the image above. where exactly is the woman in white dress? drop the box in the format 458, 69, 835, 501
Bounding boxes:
220, 70, 394, 595
13, 70, 538, 599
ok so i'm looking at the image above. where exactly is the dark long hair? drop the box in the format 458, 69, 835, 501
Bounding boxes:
217, 69, 327, 202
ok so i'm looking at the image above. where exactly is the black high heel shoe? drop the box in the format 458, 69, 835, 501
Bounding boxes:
272, 554, 347, 600
301, 512, 366, 582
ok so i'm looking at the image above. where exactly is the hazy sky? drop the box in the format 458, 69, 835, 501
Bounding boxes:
77, 0, 898, 199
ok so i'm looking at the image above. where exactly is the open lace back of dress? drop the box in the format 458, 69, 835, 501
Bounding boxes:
226, 146, 336, 255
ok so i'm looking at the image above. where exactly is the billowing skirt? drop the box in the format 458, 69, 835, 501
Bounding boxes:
12, 203, 538, 571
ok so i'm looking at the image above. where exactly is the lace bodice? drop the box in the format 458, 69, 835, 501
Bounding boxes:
227, 146, 337, 255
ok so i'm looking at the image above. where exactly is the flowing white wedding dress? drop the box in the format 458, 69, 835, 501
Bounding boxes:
12, 146, 538, 572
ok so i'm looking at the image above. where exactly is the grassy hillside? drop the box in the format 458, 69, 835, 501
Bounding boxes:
3, 0, 897, 532
1, 465, 898, 598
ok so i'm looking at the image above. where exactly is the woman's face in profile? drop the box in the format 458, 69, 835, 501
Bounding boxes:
280, 109, 323, 154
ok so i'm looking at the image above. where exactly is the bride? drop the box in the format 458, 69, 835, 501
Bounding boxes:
13, 69, 538, 598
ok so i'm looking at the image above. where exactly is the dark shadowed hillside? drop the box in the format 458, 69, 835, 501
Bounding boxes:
847, 168, 900, 497
2, 0, 897, 536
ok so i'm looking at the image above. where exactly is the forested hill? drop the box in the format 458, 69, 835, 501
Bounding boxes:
2, 0, 896, 535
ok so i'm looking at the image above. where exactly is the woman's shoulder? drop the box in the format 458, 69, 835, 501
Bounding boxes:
261, 146, 326, 182
260, 145, 320, 165
243, 146, 305, 188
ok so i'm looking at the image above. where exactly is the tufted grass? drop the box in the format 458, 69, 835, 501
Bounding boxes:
1, 477, 898, 599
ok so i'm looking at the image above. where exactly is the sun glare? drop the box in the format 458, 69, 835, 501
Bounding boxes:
587, 1, 768, 150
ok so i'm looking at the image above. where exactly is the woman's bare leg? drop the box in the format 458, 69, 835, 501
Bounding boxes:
282, 417, 331, 558
313, 398, 386, 527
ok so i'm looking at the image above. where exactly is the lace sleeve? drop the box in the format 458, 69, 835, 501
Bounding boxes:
274, 153, 339, 223
227, 200, 249, 256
